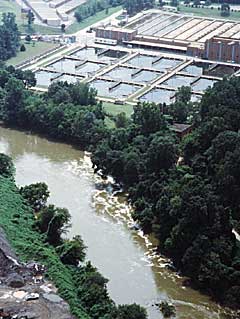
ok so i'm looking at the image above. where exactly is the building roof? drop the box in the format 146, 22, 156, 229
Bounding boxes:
96, 26, 136, 34
123, 39, 187, 51
170, 123, 192, 134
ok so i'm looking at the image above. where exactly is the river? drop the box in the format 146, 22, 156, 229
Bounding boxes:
0, 126, 233, 319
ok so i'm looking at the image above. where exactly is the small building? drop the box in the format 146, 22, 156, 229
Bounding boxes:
170, 123, 192, 139
205, 37, 240, 63
95, 26, 137, 43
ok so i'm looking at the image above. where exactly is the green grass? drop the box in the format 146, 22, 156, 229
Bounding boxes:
178, 4, 240, 20
7, 41, 58, 66
103, 102, 134, 118
0, 175, 89, 318
103, 102, 134, 128
66, 6, 122, 34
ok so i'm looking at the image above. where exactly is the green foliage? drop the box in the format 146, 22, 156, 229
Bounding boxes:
20, 44, 26, 52
159, 301, 176, 318
0, 175, 89, 319
45, 206, 71, 246
0, 153, 15, 178
27, 10, 35, 26
116, 304, 147, 319
20, 182, 49, 211
0, 168, 147, 319
92, 78, 240, 309
75, 0, 111, 22
2, 61, 240, 310
0, 13, 20, 60
123, 0, 155, 15
56, 235, 86, 266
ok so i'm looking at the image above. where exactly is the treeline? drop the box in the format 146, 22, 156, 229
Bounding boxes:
0, 153, 147, 319
0, 62, 240, 309
0, 13, 20, 61
74, 0, 155, 23
92, 79, 240, 308
75, 0, 122, 23
123, 0, 155, 15
0, 68, 107, 148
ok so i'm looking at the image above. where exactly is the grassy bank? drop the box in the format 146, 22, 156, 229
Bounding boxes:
7, 41, 58, 66
66, 6, 122, 34
103, 102, 134, 118
103, 102, 134, 128
0, 175, 89, 318
178, 4, 240, 20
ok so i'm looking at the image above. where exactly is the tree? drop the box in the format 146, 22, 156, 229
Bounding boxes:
3, 77, 25, 123
22, 70, 36, 87
132, 102, 167, 135
221, 3, 230, 16
56, 235, 86, 266
20, 182, 49, 211
146, 133, 178, 172
25, 34, 31, 43
114, 112, 129, 128
20, 44, 26, 52
61, 24, 66, 33
0, 153, 15, 178
0, 13, 20, 60
159, 301, 176, 318
170, 0, 178, 6
175, 86, 191, 104
36, 204, 71, 246
116, 304, 147, 319
46, 206, 71, 246
27, 10, 35, 26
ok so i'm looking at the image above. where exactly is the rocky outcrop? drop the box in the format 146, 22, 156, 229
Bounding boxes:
0, 227, 76, 319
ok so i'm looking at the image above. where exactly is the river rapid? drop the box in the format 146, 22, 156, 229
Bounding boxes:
0, 126, 235, 319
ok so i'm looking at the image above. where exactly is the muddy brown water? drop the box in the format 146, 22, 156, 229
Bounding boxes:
0, 126, 234, 319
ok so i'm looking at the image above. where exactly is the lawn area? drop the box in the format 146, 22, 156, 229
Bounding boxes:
178, 4, 240, 20
103, 102, 134, 118
66, 6, 122, 34
6, 41, 58, 66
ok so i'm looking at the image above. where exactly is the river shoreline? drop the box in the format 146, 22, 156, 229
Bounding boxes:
0, 125, 238, 319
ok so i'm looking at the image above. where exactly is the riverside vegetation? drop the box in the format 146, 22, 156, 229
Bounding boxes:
0, 153, 147, 319
0, 62, 240, 312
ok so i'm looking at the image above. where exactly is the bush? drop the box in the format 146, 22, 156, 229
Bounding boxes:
20, 44, 26, 52
159, 301, 176, 318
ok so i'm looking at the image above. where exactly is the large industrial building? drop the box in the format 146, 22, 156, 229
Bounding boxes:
205, 37, 240, 63
94, 10, 240, 63
23, 0, 86, 27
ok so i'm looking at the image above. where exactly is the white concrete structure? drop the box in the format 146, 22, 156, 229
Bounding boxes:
23, 0, 87, 27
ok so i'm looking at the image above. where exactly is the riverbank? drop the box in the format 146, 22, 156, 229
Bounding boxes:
1, 125, 237, 319
0, 158, 147, 319
0, 173, 89, 318
0, 226, 75, 319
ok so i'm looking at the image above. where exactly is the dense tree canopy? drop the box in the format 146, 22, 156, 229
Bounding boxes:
0, 61, 240, 310
92, 78, 240, 308
0, 13, 20, 61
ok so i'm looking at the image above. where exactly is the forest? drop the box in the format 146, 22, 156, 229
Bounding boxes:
0, 61, 239, 310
